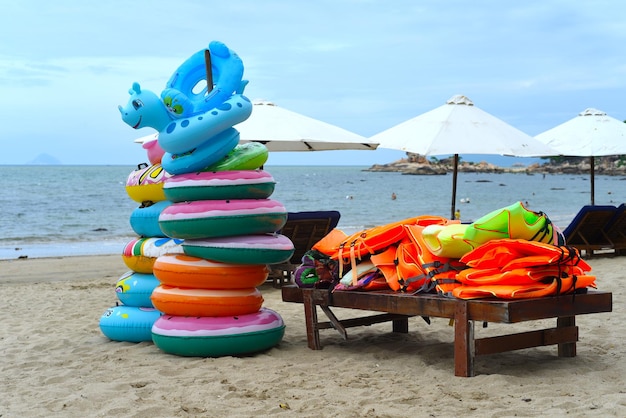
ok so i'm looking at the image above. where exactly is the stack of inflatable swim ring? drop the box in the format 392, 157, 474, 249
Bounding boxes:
116, 40, 293, 353
150, 142, 294, 357
99, 156, 183, 343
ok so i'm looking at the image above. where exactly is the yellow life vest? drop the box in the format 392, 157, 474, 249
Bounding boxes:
464, 201, 559, 245
421, 223, 477, 259
422, 201, 561, 259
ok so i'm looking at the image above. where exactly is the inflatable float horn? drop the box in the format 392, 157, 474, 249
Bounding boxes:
237, 79, 249, 95
205, 49, 213, 93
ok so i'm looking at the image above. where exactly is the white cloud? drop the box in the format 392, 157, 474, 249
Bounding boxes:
1, 1, 625, 164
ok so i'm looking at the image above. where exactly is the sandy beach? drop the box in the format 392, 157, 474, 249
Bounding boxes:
0, 254, 623, 417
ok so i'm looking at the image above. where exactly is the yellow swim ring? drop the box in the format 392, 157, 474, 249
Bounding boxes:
125, 163, 170, 204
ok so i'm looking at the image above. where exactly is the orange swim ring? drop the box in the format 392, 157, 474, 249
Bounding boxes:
152, 254, 269, 289
150, 286, 263, 317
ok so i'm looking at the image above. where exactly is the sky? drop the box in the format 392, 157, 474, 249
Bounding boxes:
1, 1, 625, 166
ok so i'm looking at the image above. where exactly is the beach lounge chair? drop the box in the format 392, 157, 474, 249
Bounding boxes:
269, 210, 341, 287
604, 203, 626, 255
562, 205, 616, 257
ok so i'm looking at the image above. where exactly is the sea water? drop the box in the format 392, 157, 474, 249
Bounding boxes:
1, 165, 624, 260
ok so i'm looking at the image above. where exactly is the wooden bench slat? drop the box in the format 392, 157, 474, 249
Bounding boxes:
475, 326, 578, 356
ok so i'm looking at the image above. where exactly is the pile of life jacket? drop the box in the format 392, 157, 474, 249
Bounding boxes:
294, 201, 596, 299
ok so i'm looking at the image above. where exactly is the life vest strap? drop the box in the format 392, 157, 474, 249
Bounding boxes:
401, 259, 464, 293
338, 244, 345, 278
350, 243, 358, 286
528, 214, 552, 243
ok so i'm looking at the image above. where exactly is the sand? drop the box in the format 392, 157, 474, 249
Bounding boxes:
0, 254, 623, 417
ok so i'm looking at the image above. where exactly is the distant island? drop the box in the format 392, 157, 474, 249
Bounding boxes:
27, 153, 62, 165
365, 154, 626, 176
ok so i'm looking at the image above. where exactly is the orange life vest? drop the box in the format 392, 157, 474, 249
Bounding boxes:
398, 224, 464, 293
453, 239, 596, 299
368, 224, 464, 293
452, 274, 596, 299
457, 265, 589, 286
313, 215, 455, 279
370, 245, 400, 289
459, 239, 591, 271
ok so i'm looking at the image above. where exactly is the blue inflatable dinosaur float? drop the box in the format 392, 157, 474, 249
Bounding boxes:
118, 41, 252, 175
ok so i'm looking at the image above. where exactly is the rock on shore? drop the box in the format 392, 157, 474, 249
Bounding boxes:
364, 155, 626, 175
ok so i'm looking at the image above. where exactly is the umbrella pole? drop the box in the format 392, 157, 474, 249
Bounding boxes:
204, 49, 213, 93
590, 156, 595, 205
451, 154, 459, 219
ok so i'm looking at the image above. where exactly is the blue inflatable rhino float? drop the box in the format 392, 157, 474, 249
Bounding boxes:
119, 41, 252, 175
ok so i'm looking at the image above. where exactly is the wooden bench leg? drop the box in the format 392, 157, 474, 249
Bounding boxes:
392, 318, 409, 333
302, 289, 321, 350
557, 316, 577, 357
320, 306, 348, 340
454, 301, 475, 377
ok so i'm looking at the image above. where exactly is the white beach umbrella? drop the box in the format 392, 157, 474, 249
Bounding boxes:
134, 133, 158, 144
370, 95, 557, 218
535, 108, 626, 205
132, 101, 377, 159
235, 100, 378, 151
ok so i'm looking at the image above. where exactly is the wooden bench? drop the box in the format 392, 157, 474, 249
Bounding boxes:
281, 285, 612, 377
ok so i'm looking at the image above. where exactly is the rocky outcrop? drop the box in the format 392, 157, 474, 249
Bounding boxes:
366, 157, 510, 174
365, 155, 626, 176
368, 162, 447, 175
